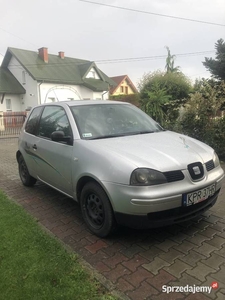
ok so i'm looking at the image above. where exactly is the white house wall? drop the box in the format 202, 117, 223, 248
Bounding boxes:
0, 94, 21, 112
40, 83, 107, 103
8, 56, 37, 110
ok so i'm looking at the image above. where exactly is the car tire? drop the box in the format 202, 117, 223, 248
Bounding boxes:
18, 155, 37, 186
80, 182, 117, 237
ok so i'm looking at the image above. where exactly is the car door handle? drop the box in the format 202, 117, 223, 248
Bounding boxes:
33, 144, 37, 150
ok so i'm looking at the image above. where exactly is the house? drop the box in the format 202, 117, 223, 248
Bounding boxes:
0, 47, 116, 112
109, 75, 137, 96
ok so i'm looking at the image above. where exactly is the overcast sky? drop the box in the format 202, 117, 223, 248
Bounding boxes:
0, 0, 224, 86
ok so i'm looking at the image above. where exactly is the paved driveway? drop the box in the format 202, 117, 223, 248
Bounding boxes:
0, 138, 225, 300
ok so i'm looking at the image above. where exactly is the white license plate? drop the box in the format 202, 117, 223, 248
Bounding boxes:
183, 184, 216, 206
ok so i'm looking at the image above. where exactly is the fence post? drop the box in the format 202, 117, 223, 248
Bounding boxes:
0, 111, 5, 131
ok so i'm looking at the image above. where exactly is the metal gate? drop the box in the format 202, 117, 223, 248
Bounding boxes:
0, 112, 27, 137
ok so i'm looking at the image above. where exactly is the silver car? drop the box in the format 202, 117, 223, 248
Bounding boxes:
17, 100, 224, 237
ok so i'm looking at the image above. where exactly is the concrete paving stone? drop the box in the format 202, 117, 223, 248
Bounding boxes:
180, 223, 200, 236
136, 237, 160, 250
150, 292, 185, 300
125, 266, 153, 288
185, 294, 211, 300
85, 239, 108, 254
164, 259, 192, 278
203, 275, 225, 298
143, 257, 170, 275
104, 252, 129, 268
179, 250, 208, 267
122, 254, 149, 272
94, 261, 111, 273
209, 264, 225, 282
214, 244, 225, 258
206, 235, 225, 249
209, 222, 225, 232
102, 242, 126, 256
169, 232, 190, 244
102, 264, 131, 284
186, 262, 217, 281
146, 269, 176, 292
116, 278, 134, 293
159, 248, 185, 263
84, 250, 109, 267
126, 281, 159, 300
173, 240, 196, 254
200, 227, 221, 238
155, 239, 180, 252
204, 214, 222, 225
192, 220, 211, 230
120, 244, 145, 259
215, 292, 225, 300
140, 245, 165, 260
170, 272, 201, 288
194, 242, 218, 257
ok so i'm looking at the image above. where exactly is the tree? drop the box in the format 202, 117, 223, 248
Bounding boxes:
140, 83, 171, 125
138, 71, 192, 128
180, 79, 225, 158
165, 46, 180, 73
203, 38, 225, 81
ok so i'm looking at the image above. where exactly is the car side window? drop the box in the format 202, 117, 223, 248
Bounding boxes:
38, 106, 72, 139
25, 107, 43, 135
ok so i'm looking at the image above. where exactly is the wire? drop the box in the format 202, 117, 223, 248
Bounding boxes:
5, 50, 215, 69
79, 0, 225, 27
0, 27, 38, 48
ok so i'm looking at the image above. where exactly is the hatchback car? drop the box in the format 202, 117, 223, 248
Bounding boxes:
17, 100, 224, 237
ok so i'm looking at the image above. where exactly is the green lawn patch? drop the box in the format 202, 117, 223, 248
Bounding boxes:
0, 191, 115, 300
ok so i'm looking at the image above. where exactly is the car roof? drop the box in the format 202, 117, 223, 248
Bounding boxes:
38, 100, 129, 107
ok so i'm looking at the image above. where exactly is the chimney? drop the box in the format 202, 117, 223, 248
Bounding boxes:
58, 51, 64, 59
38, 47, 48, 63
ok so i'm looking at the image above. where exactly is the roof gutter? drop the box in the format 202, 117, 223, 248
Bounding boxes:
1, 93, 5, 104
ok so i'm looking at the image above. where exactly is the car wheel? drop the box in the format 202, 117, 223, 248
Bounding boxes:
18, 155, 37, 186
80, 182, 117, 237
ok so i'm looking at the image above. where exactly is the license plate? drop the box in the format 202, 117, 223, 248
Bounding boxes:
183, 184, 216, 206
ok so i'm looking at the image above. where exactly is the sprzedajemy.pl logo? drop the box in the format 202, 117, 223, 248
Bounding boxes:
162, 282, 219, 294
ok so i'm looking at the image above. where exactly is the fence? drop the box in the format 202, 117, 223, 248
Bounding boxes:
0, 112, 27, 137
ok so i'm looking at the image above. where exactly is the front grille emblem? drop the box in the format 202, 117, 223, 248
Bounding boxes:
193, 166, 201, 175
188, 162, 204, 181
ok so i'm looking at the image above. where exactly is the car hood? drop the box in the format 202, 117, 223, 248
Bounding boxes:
88, 131, 214, 172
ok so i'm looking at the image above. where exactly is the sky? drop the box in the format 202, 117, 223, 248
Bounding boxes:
0, 0, 224, 87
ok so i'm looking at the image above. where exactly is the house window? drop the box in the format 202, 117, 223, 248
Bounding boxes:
120, 86, 124, 93
22, 70, 26, 84
125, 86, 128, 94
6, 99, 12, 111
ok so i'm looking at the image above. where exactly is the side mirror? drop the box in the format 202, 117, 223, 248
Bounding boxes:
51, 131, 73, 145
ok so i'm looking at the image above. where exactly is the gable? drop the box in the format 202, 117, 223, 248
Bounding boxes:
110, 75, 137, 95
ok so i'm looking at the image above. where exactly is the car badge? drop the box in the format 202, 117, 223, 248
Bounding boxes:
193, 166, 201, 175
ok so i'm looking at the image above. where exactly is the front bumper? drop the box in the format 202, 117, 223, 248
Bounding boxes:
102, 167, 224, 229
114, 189, 220, 228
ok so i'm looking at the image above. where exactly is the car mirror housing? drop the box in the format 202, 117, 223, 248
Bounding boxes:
51, 131, 72, 145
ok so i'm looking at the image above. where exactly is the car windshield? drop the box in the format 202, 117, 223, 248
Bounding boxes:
70, 103, 163, 140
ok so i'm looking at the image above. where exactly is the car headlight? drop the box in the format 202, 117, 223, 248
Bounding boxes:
130, 168, 167, 186
213, 152, 220, 168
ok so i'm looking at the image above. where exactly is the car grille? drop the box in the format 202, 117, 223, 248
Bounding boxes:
163, 170, 184, 182
205, 159, 215, 172
188, 162, 204, 181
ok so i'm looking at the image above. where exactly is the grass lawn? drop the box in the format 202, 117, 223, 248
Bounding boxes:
0, 190, 116, 300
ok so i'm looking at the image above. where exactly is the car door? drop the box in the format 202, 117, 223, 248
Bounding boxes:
21, 106, 44, 178
34, 105, 74, 196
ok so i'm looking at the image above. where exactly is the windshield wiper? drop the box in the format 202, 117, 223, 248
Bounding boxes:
89, 131, 155, 140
